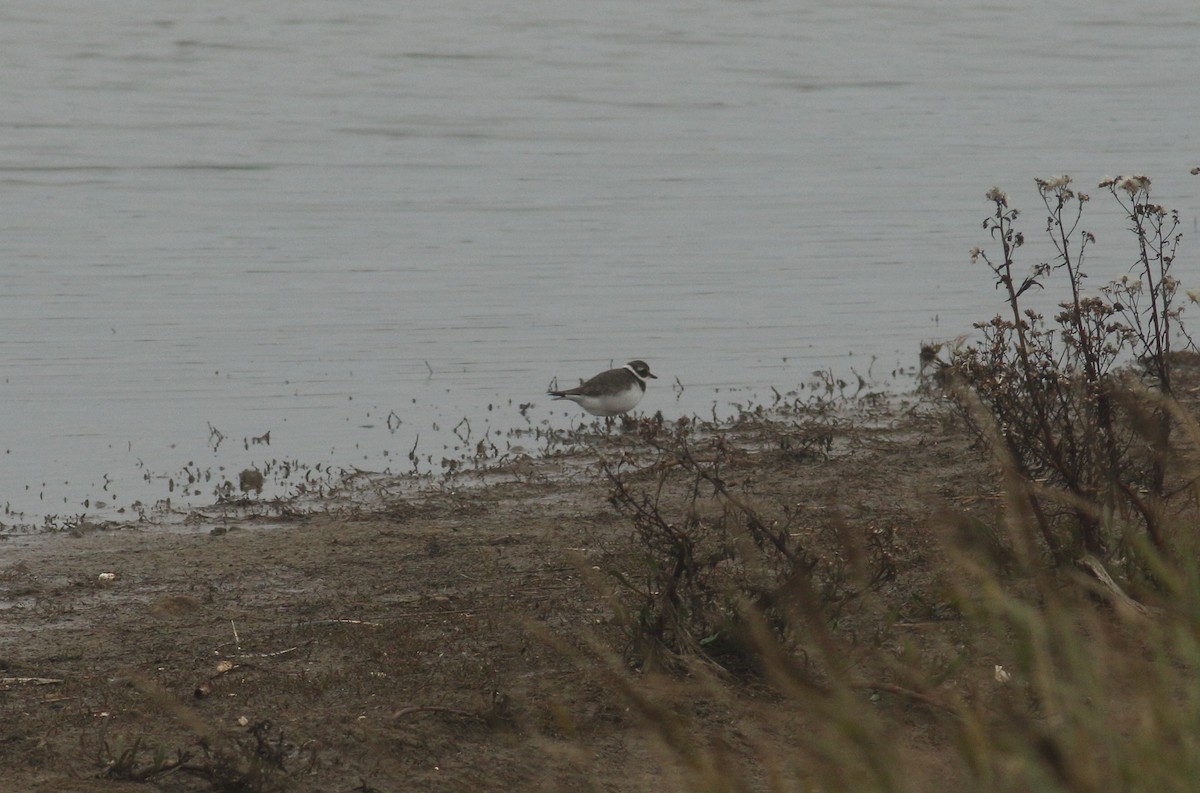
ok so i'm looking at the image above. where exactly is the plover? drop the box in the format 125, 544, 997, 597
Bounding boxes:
548, 360, 657, 416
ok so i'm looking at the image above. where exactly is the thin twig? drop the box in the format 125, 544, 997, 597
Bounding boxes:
851, 681, 962, 718
295, 618, 383, 628
392, 704, 481, 721
229, 639, 315, 659
1075, 554, 1158, 618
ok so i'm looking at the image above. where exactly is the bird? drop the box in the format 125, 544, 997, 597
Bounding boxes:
548, 360, 657, 416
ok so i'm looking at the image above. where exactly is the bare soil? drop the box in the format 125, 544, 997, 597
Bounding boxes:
0, 393, 992, 792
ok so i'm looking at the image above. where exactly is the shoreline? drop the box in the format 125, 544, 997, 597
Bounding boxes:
1, 369, 915, 538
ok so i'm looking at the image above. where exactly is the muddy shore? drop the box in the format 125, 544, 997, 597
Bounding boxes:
0, 392, 991, 792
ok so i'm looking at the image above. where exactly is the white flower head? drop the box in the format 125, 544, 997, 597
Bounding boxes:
1117, 174, 1152, 195
985, 186, 1008, 206
1037, 175, 1072, 191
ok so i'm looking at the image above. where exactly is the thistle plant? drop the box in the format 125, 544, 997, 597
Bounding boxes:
950, 174, 1192, 562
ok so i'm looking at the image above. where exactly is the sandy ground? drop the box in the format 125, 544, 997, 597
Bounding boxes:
0, 393, 990, 792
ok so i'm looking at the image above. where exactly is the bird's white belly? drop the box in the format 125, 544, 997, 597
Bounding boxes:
574, 385, 643, 416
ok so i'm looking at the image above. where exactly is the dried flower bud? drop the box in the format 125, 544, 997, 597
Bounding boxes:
985, 186, 1008, 206
1117, 174, 1151, 194
1037, 175, 1072, 191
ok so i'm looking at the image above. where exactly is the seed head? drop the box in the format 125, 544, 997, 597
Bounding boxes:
1036, 174, 1072, 191
1116, 174, 1151, 195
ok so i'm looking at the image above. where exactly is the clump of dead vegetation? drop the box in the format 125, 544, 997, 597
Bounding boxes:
600, 409, 901, 676
946, 174, 1193, 565
601, 173, 1200, 791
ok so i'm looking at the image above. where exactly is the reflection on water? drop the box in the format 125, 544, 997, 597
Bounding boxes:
1, 0, 1198, 523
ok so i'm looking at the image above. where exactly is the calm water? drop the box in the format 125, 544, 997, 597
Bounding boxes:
2, 0, 1198, 524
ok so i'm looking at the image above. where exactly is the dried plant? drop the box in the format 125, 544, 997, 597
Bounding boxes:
948, 175, 1192, 562
602, 418, 895, 674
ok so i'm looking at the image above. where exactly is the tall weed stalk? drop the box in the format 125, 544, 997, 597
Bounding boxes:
951, 175, 1191, 561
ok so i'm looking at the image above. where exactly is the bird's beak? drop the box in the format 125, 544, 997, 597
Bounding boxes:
647, 372, 658, 379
